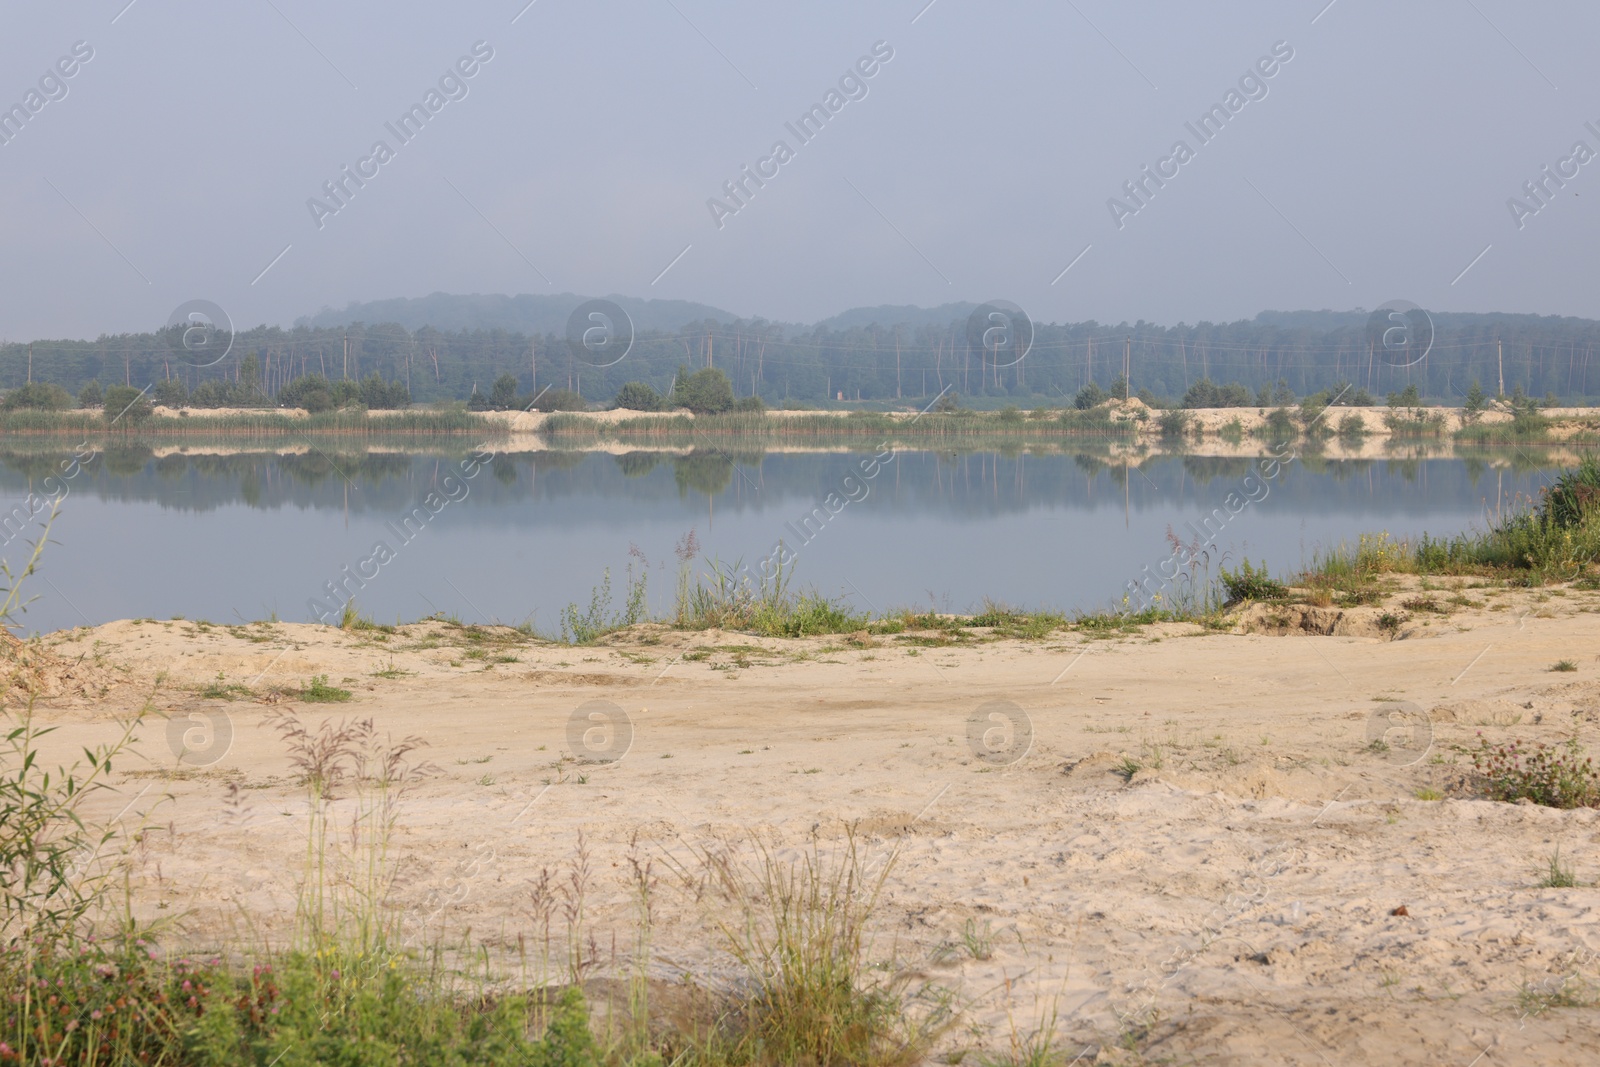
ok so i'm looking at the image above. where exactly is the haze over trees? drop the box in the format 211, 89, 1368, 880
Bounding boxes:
4, 303, 1599, 410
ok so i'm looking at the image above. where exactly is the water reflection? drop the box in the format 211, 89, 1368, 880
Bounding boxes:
0, 445, 1559, 634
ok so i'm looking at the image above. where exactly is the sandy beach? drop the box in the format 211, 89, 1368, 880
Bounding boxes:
22, 578, 1600, 1065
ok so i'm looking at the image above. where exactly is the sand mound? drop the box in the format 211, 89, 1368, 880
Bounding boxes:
2, 630, 118, 703
1234, 603, 1412, 640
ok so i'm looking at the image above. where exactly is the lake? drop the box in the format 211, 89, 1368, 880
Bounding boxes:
0, 444, 1554, 635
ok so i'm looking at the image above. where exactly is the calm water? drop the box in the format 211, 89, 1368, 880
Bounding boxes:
0, 445, 1551, 635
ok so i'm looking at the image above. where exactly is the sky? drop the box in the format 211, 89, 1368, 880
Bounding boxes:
0, 0, 1595, 341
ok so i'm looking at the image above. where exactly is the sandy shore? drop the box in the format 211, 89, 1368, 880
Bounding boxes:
22, 580, 1600, 1065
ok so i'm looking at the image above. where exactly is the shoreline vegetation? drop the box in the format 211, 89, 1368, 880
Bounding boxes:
0, 407, 498, 440
0, 397, 1596, 449
2, 459, 1598, 1064
504, 454, 1599, 644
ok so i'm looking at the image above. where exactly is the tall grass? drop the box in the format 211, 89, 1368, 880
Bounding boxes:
541, 409, 1137, 443
0, 409, 500, 439
1454, 408, 1553, 444
1298, 455, 1600, 587
687, 832, 951, 1067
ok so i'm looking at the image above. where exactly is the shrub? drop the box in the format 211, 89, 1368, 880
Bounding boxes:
76, 379, 103, 409
1471, 736, 1600, 808
0, 382, 74, 411
1263, 407, 1297, 438
101, 384, 153, 426
357, 372, 410, 409
1325, 380, 1376, 406
672, 366, 735, 415
1156, 409, 1191, 438
614, 381, 666, 411
1073, 382, 1107, 410
1540, 454, 1600, 529
152, 377, 188, 407
1220, 558, 1288, 603
560, 566, 648, 644
1181, 378, 1253, 408
1387, 383, 1422, 408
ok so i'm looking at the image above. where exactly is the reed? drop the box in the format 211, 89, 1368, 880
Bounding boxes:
0, 409, 503, 439
540, 409, 1138, 443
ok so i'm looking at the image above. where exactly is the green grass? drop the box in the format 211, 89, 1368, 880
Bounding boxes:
0, 408, 500, 439
197, 672, 254, 701
1454, 409, 1555, 444
1291, 457, 1600, 589
298, 674, 353, 703
1538, 848, 1579, 888
8, 507, 946, 1067
542, 408, 1139, 443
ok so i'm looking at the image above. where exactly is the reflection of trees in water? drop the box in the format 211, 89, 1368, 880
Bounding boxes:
673, 451, 735, 498
535, 451, 587, 472
0, 445, 1565, 523
103, 446, 153, 476
241, 467, 262, 506
1180, 456, 1252, 485
1509, 450, 1555, 474
0, 452, 71, 480
1386, 458, 1421, 483
615, 452, 665, 478
278, 453, 412, 488
1324, 459, 1373, 482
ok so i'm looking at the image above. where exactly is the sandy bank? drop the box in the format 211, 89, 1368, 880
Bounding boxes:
21, 580, 1600, 1065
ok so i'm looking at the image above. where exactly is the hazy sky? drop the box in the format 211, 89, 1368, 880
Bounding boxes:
1, 0, 1594, 340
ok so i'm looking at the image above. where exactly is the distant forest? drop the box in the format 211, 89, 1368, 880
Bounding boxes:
4, 307, 1600, 409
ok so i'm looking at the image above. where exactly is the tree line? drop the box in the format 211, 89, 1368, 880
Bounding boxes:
4, 308, 1599, 411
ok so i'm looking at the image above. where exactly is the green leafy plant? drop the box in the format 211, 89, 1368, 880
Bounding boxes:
1471, 736, 1600, 808
560, 564, 648, 644
1219, 558, 1288, 604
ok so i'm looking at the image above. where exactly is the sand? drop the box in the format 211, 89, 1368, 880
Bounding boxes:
19, 580, 1600, 1065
